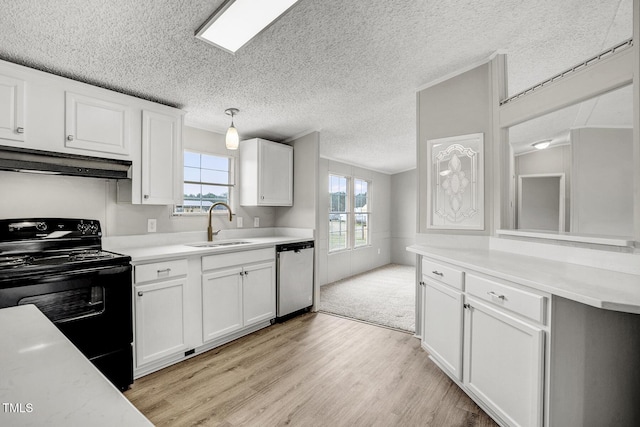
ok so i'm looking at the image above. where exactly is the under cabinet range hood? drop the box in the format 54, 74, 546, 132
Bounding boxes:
0, 146, 131, 179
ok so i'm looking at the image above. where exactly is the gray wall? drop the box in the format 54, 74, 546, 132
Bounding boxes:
417, 62, 494, 236
390, 168, 416, 266
275, 132, 319, 229
317, 158, 391, 286
515, 145, 571, 231
570, 127, 633, 237
0, 126, 277, 236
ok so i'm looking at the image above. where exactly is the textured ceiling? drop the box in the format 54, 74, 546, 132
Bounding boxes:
0, 0, 633, 174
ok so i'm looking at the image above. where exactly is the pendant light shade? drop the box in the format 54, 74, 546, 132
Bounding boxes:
225, 108, 240, 150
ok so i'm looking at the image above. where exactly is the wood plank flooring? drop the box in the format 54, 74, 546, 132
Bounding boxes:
125, 313, 497, 427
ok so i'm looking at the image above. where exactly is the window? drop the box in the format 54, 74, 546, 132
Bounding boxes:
329, 174, 348, 252
175, 150, 233, 214
353, 178, 370, 248
328, 174, 371, 252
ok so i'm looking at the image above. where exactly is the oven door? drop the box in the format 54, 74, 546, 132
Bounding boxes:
0, 264, 133, 389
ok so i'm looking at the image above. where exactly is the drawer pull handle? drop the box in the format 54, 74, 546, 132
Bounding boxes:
16, 127, 24, 134
157, 268, 171, 275
432, 270, 444, 277
488, 291, 506, 300
419, 281, 425, 287
137, 291, 143, 297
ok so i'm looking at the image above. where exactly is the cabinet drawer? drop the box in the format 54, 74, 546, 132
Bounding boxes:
202, 248, 274, 271
422, 258, 464, 290
134, 259, 188, 284
467, 274, 546, 324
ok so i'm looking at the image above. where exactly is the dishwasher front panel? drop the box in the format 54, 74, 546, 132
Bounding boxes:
277, 247, 314, 317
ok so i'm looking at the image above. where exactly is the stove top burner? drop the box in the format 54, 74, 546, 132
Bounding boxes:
0, 255, 33, 269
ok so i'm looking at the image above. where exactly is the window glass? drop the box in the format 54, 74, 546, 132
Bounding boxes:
175, 151, 233, 214
329, 174, 349, 252
353, 178, 370, 247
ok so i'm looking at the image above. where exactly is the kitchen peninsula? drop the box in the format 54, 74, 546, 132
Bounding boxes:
0, 305, 152, 426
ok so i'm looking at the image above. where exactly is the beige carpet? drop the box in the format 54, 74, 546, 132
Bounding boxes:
319, 264, 416, 332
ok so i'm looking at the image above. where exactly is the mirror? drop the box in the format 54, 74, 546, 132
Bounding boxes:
507, 84, 633, 239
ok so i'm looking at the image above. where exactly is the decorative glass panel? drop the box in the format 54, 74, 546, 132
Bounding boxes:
427, 133, 484, 230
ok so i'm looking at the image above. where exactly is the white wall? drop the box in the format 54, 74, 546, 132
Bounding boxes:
317, 158, 391, 286
390, 169, 416, 266
0, 126, 277, 236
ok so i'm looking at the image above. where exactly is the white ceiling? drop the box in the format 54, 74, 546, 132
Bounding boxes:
0, 0, 633, 174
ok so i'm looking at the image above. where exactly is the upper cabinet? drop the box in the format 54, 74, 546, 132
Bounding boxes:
140, 109, 182, 205
239, 138, 293, 206
0, 59, 185, 206
65, 92, 130, 156
0, 73, 25, 142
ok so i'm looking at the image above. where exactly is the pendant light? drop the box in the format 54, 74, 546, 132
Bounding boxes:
225, 108, 240, 150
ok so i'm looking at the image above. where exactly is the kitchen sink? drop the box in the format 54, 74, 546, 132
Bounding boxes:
186, 240, 252, 248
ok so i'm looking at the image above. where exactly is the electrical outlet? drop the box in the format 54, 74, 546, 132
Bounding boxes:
253, 217, 260, 227
147, 218, 157, 233
237, 217, 243, 228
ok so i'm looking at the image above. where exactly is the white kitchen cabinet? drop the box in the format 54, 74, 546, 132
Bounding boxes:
242, 262, 276, 325
202, 267, 243, 341
133, 259, 190, 369
239, 138, 293, 206
65, 91, 131, 156
135, 278, 188, 367
421, 278, 463, 381
419, 255, 547, 427
140, 109, 182, 204
201, 248, 275, 344
0, 73, 25, 142
464, 296, 544, 427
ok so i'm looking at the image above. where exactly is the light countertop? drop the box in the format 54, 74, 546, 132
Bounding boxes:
407, 244, 640, 314
0, 305, 152, 427
116, 236, 314, 263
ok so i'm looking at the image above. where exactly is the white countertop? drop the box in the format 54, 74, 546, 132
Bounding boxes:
407, 244, 640, 314
0, 305, 152, 427
117, 236, 314, 263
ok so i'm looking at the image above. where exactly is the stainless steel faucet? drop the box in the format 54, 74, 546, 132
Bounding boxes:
207, 202, 233, 241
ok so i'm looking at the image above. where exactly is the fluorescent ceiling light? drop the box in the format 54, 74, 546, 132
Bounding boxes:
196, 0, 300, 53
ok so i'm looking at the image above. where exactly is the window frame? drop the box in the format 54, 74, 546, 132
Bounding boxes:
174, 150, 235, 215
353, 178, 371, 249
328, 174, 350, 253
328, 174, 372, 253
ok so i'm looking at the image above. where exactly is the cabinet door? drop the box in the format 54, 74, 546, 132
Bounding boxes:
422, 278, 463, 381
135, 278, 188, 367
0, 74, 24, 142
243, 262, 276, 326
65, 91, 130, 155
258, 140, 293, 206
141, 110, 181, 205
464, 297, 544, 427
202, 267, 243, 342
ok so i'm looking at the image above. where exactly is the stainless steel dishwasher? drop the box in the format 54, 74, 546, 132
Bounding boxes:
276, 241, 314, 319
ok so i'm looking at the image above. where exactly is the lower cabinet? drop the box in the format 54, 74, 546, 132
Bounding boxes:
135, 277, 188, 366
131, 249, 277, 378
464, 297, 544, 427
201, 249, 276, 344
422, 278, 463, 381
133, 258, 190, 371
201, 267, 243, 341
420, 256, 547, 427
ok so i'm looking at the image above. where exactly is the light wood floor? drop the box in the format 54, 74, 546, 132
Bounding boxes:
125, 313, 497, 427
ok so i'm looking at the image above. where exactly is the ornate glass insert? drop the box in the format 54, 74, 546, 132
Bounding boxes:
427, 133, 484, 230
